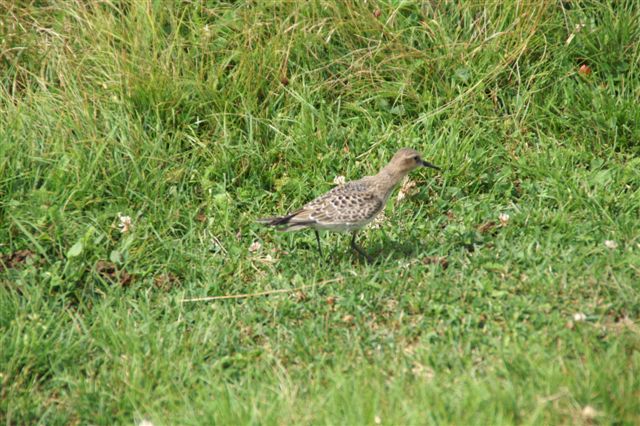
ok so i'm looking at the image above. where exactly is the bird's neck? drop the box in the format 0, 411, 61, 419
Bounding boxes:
375, 166, 408, 196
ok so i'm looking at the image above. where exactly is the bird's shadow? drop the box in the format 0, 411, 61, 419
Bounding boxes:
317, 237, 419, 265
293, 231, 429, 266
365, 239, 419, 262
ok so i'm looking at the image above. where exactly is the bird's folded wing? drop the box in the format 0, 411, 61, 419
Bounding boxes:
301, 191, 383, 224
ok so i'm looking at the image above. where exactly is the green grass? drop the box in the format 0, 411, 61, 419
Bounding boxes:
1, 0, 640, 424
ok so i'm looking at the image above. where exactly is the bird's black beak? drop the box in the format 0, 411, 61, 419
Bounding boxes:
420, 159, 441, 171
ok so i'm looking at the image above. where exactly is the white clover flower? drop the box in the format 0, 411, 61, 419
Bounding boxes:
573, 312, 587, 322
369, 212, 387, 229
248, 241, 262, 253
396, 177, 416, 203
118, 213, 133, 233
582, 405, 598, 420
333, 175, 346, 185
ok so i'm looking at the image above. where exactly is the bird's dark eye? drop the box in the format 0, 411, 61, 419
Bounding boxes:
413, 155, 420, 160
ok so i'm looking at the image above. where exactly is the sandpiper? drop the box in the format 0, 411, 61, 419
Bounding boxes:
257, 148, 441, 260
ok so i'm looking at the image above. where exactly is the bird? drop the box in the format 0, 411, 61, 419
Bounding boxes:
257, 148, 441, 261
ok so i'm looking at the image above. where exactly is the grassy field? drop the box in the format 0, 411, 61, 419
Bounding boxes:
1, 0, 640, 424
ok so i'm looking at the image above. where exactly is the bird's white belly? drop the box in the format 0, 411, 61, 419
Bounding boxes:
312, 218, 373, 232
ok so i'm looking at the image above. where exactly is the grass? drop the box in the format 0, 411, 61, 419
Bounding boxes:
1, 0, 639, 424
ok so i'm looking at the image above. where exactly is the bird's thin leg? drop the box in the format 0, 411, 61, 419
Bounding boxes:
314, 230, 323, 258
350, 231, 372, 263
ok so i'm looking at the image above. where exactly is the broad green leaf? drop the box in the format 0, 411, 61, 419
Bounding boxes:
67, 241, 84, 258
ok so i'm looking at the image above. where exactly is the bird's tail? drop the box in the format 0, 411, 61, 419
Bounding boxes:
256, 211, 315, 232
255, 215, 292, 226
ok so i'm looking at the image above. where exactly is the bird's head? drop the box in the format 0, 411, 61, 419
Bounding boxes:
389, 148, 441, 174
